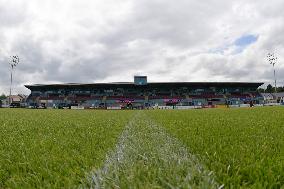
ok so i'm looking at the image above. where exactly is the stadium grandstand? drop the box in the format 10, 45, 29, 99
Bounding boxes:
25, 76, 264, 109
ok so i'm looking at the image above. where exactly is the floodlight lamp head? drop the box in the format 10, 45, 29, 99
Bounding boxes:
267, 53, 277, 66
9, 55, 20, 68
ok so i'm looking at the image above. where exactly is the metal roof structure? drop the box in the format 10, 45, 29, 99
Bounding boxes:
25, 82, 264, 90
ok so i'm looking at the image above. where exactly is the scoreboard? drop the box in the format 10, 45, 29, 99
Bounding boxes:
134, 76, 147, 85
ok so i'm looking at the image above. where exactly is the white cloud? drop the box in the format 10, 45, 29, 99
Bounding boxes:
0, 0, 284, 94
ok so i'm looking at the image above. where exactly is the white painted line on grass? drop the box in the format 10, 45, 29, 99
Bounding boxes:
84, 111, 220, 189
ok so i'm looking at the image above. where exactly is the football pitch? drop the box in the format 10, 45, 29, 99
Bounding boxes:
0, 107, 283, 188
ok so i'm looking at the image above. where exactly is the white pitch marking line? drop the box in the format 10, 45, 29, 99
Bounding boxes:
84, 111, 221, 189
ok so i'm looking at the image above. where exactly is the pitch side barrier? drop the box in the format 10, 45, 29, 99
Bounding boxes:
69, 103, 283, 110
263, 103, 282, 106
107, 106, 122, 110
155, 103, 284, 110
155, 106, 203, 110
24, 102, 283, 110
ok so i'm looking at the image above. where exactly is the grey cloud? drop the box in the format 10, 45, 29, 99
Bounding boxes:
0, 0, 284, 94
0, 2, 27, 27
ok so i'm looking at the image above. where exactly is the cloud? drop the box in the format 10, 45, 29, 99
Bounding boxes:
0, 0, 284, 94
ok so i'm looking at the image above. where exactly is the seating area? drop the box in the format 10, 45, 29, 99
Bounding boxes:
148, 95, 184, 100
227, 92, 251, 98
32, 92, 258, 104
189, 94, 224, 99
68, 95, 102, 101
107, 96, 145, 100
39, 95, 64, 100
250, 92, 262, 98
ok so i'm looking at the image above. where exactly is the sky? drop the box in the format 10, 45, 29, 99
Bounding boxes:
0, 0, 284, 94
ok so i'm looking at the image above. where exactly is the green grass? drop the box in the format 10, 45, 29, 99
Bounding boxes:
146, 107, 284, 188
0, 109, 134, 188
88, 112, 218, 189
1, 107, 284, 188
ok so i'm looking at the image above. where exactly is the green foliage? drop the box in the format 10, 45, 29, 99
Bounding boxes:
276, 86, 284, 92
257, 86, 284, 93
256, 88, 265, 93
147, 107, 284, 188
0, 109, 134, 188
266, 84, 274, 93
0, 94, 6, 100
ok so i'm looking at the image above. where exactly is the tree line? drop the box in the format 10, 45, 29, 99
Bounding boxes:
257, 84, 284, 93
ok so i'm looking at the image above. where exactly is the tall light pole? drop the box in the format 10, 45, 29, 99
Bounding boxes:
9, 55, 20, 105
267, 53, 277, 94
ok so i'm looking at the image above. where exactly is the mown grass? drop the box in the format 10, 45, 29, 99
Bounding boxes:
0, 109, 134, 188
89, 112, 218, 189
147, 107, 284, 188
1, 107, 284, 188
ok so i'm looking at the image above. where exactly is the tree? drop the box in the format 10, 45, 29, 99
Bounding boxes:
277, 86, 284, 92
0, 94, 6, 100
257, 88, 265, 93
266, 84, 273, 93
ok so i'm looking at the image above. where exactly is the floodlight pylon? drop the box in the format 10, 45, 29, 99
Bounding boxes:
267, 53, 277, 94
9, 55, 20, 105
